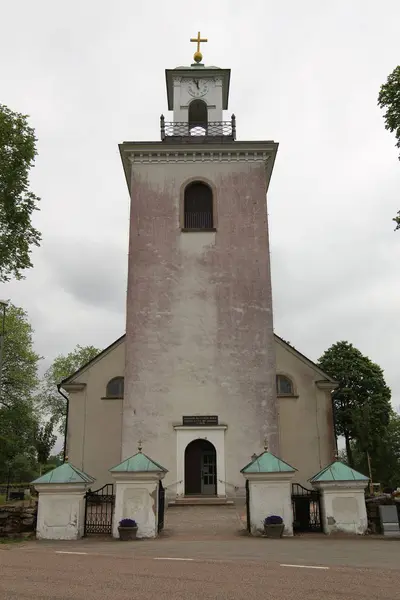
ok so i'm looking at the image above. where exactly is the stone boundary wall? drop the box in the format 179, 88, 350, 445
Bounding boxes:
0, 501, 37, 538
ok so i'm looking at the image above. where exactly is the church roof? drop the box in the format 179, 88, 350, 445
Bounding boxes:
109, 451, 168, 473
241, 450, 296, 474
309, 461, 369, 483
32, 462, 95, 485
60, 334, 336, 388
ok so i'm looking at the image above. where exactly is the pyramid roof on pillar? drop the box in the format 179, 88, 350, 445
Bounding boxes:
32, 463, 95, 485
241, 451, 296, 474
309, 461, 369, 483
109, 452, 168, 473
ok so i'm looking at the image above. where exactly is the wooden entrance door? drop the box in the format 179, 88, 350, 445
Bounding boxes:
184, 439, 217, 496
201, 449, 217, 495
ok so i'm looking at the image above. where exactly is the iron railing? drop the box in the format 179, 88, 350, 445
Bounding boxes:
161, 114, 236, 141
184, 211, 213, 230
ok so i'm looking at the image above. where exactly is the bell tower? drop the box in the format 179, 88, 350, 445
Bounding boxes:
119, 35, 279, 496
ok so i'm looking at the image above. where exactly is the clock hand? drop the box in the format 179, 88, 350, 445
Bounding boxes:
194, 79, 199, 89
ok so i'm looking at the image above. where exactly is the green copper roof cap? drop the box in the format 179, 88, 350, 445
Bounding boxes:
32, 462, 95, 485
110, 451, 168, 473
241, 450, 296, 474
310, 461, 369, 483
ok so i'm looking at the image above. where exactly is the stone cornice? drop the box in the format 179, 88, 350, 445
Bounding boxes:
127, 149, 272, 165
119, 140, 278, 195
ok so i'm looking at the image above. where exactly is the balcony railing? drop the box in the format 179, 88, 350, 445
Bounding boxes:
160, 115, 236, 142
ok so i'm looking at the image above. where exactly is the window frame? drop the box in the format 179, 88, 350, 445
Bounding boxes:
180, 178, 217, 232
276, 374, 296, 397
105, 376, 124, 399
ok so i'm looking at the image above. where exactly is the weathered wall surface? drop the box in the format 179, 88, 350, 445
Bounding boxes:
276, 341, 336, 485
67, 341, 125, 486
123, 160, 278, 490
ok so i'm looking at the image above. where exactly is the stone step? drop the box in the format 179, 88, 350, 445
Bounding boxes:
168, 496, 234, 507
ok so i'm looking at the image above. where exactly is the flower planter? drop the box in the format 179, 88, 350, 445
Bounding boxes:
118, 526, 138, 541
264, 523, 284, 538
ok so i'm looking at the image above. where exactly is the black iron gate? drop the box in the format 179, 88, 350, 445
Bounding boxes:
291, 483, 322, 533
84, 484, 115, 535
158, 480, 165, 532
245, 479, 251, 533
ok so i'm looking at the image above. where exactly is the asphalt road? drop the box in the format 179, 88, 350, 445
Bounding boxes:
1, 539, 399, 600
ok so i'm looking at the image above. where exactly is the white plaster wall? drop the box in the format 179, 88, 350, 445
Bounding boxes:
175, 426, 227, 497
249, 479, 294, 536
113, 480, 158, 539
320, 487, 368, 535
36, 492, 86, 540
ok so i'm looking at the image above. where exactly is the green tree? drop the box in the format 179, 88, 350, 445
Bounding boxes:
0, 303, 41, 480
33, 417, 56, 475
0, 104, 41, 282
38, 345, 100, 431
318, 341, 391, 468
377, 65, 400, 229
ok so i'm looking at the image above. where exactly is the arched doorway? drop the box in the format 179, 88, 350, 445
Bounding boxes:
184, 439, 217, 496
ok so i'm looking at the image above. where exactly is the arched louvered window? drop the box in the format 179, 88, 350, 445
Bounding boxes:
276, 374, 294, 396
106, 376, 124, 398
184, 182, 214, 230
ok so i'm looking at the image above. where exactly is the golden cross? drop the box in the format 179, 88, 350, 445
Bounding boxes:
190, 31, 208, 54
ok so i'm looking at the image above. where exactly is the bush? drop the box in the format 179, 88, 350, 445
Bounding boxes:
264, 515, 283, 525
119, 518, 137, 528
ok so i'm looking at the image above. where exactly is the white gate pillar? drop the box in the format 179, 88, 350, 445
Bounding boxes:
32, 462, 95, 540
241, 443, 296, 536
310, 460, 369, 535
110, 443, 167, 539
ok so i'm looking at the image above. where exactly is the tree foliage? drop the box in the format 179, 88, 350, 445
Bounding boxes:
0, 303, 42, 481
318, 341, 392, 468
377, 65, 400, 230
38, 345, 100, 431
342, 411, 400, 489
34, 417, 57, 469
0, 104, 41, 282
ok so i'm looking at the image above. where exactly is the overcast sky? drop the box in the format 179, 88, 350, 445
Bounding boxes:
1, 1, 399, 410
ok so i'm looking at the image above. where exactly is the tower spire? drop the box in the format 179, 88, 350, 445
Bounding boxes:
190, 31, 207, 64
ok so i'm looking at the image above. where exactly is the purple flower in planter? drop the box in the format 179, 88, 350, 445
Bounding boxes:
119, 518, 137, 527
264, 515, 283, 525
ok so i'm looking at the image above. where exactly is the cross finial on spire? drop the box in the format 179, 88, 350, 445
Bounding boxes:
263, 437, 268, 452
138, 440, 143, 453
190, 31, 207, 64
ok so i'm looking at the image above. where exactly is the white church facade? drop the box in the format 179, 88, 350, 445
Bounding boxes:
62, 43, 338, 503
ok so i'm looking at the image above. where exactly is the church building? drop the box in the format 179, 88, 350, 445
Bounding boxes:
62, 38, 337, 501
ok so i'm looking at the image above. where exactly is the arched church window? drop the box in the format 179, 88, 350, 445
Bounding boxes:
106, 376, 124, 398
184, 182, 214, 230
276, 374, 294, 396
188, 99, 208, 135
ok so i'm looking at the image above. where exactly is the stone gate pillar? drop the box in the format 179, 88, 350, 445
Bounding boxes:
110, 443, 167, 539
309, 460, 369, 535
241, 443, 296, 536
32, 462, 95, 540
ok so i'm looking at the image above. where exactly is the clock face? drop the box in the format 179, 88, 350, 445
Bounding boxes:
188, 78, 209, 98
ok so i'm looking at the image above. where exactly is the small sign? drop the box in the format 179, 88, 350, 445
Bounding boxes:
182, 415, 219, 426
